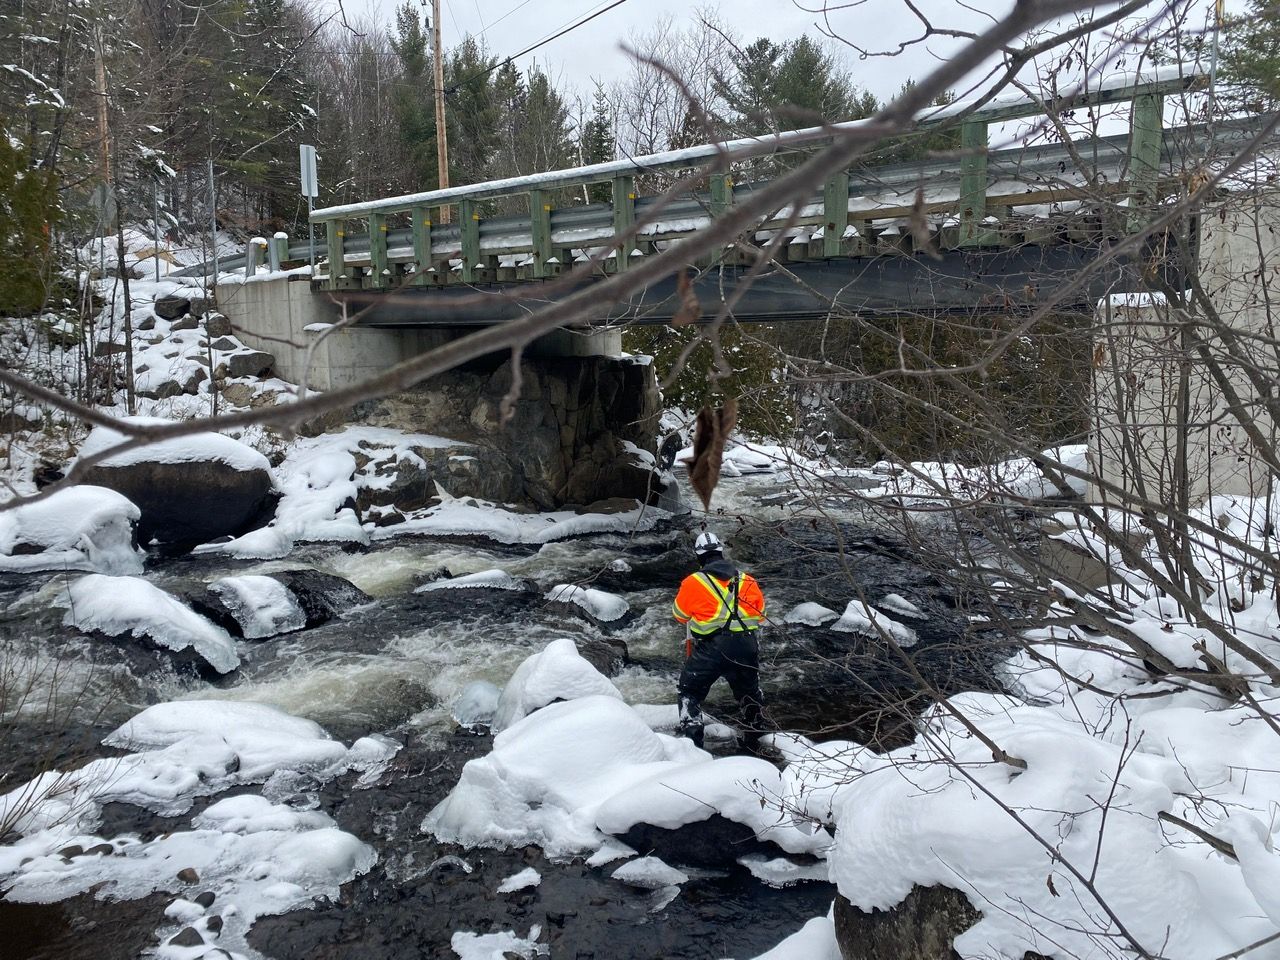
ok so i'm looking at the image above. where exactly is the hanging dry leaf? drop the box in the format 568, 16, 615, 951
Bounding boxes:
682, 398, 738, 510
671, 270, 701, 327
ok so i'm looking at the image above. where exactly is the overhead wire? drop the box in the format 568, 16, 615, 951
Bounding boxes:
445, 0, 631, 93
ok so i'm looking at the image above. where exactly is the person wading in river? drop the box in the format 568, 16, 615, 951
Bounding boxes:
671, 531, 766, 750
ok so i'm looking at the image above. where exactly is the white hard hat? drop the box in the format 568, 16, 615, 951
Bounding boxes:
694, 531, 722, 556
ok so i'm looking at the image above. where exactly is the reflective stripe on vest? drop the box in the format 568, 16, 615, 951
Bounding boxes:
689, 572, 762, 635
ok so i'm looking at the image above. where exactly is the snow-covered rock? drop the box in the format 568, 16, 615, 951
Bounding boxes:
207, 575, 306, 639
76, 418, 273, 550
416, 568, 534, 594
545, 584, 630, 623
783, 602, 839, 627
0, 485, 143, 575
497, 867, 542, 893
0, 700, 377, 957
831, 600, 918, 646
490, 638, 622, 732
63, 574, 240, 674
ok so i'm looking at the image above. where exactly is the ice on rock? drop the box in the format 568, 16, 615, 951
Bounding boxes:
610, 856, 688, 889
546, 584, 629, 622
451, 924, 547, 959
454, 680, 502, 730
585, 838, 636, 867
490, 637, 622, 732
831, 599, 917, 647
63, 574, 240, 673
783, 602, 839, 627
209, 575, 306, 639
737, 853, 829, 887
416, 568, 528, 593
0, 485, 144, 575
496, 866, 542, 893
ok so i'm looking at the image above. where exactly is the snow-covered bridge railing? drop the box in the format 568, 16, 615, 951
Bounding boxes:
302, 70, 1202, 294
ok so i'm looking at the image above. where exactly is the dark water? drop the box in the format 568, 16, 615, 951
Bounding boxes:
0, 477, 1013, 959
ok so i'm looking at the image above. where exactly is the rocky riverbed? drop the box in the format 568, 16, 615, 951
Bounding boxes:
0, 467, 1012, 960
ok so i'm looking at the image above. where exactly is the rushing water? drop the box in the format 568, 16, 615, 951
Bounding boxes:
0, 468, 1011, 959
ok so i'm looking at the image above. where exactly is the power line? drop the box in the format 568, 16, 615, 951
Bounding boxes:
447, 0, 631, 93
475, 0, 538, 40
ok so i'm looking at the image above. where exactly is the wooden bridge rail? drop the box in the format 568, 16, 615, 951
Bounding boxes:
304, 72, 1198, 291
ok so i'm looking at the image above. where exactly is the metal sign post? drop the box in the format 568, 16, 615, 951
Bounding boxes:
300, 144, 319, 274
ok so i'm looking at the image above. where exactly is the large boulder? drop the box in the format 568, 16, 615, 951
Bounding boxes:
833, 886, 983, 960
76, 419, 275, 552
270, 569, 370, 627
0, 485, 144, 575
352, 354, 662, 510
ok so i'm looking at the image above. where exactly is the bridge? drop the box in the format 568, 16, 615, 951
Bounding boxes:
198, 68, 1242, 334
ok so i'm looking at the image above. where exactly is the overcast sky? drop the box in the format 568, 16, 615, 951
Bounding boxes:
337, 0, 1229, 101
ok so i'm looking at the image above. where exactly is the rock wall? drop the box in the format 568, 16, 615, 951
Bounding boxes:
351, 353, 662, 510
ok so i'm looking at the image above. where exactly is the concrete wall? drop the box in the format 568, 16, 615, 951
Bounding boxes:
1090, 191, 1280, 509
216, 275, 622, 391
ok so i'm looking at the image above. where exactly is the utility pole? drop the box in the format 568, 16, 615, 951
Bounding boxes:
431, 0, 451, 223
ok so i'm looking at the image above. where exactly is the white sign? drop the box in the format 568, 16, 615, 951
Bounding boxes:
299, 144, 318, 198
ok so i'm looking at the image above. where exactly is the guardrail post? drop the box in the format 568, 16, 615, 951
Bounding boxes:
324, 219, 347, 290
823, 173, 850, 257
530, 189, 553, 278
1127, 92, 1163, 232
710, 174, 733, 218
612, 175, 636, 271
411, 206, 432, 285
268, 232, 287, 271
244, 237, 265, 277
459, 199, 480, 284
959, 120, 989, 247
369, 212, 388, 288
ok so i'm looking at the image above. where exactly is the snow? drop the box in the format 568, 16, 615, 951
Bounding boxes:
209, 574, 306, 639
384, 496, 670, 545
848, 444, 1089, 505
784, 602, 839, 627
0, 485, 143, 575
425, 640, 828, 863
490, 638, 622, 732
748, 913, 842, 960
77, 417, 270, 473
0, 701, 377, 958
496, 867, 542, 893
546, 584, 630, 622
830, 599, 918, 646
62, 574, 240, 674
879, 593, 926, 619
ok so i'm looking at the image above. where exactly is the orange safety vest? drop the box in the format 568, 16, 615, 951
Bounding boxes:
672, 571, 765, 637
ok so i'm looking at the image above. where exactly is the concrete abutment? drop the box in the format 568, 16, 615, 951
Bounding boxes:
215, 276, 659, 510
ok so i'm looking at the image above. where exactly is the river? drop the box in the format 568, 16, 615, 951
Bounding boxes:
0, 467, 1010, 959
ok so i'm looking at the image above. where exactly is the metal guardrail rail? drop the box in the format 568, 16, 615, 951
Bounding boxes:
178, 71, 1225, 284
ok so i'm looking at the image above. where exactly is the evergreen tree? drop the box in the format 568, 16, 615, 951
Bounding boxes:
773, 35, 856, 124
714, 38, 783, 134
392, 2, 441, 190
579, 82, 615, 202
1222, 1, 1280, 107
444, 37, 499, 187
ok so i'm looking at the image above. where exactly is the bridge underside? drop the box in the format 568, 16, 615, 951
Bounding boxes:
334, 244, 1166, 328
